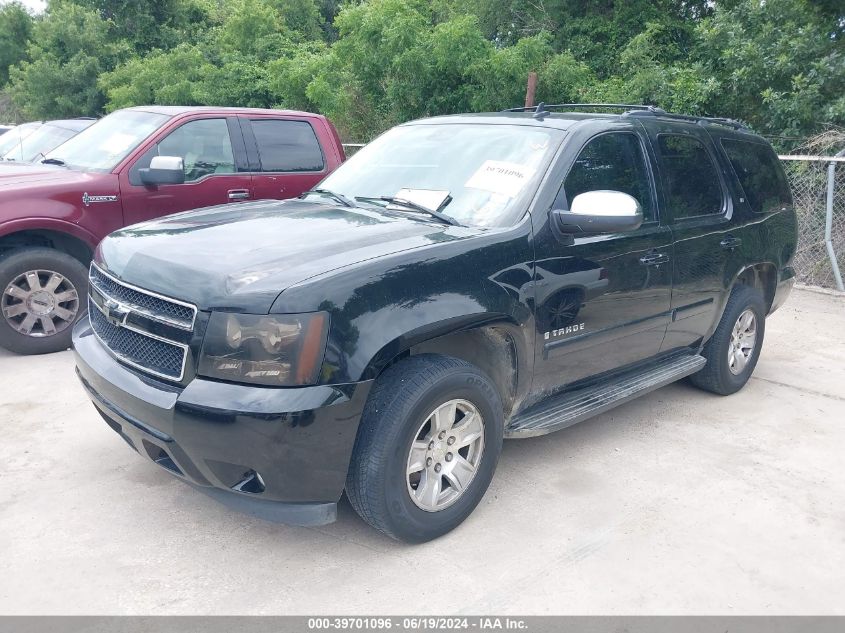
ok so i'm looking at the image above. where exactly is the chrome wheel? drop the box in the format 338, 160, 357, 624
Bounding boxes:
2, 269, 80, 337
728, 309, 757, 375
406, 399, 485, 512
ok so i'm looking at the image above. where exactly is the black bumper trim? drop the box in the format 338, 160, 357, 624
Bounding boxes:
190, 485, 337, 526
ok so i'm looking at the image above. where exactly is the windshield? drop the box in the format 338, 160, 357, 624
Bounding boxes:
45, 110, 170, 172
3, 123, 81, 162
316, 123, 564, 228
0, 122, 42, 157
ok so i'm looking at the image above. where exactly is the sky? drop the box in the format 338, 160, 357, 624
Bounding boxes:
1, 0, 46, 13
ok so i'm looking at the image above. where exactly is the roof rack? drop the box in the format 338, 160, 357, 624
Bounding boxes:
503, 102, 750, 130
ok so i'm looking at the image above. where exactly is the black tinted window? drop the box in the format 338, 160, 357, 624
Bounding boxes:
564, 132, 653, 221
657, 135, 723, 218
722, 139, 792, 213
251, 119, 324, 172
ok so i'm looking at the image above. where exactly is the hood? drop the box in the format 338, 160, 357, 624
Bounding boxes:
97, 199, 481, 313
0, 161, 81, 187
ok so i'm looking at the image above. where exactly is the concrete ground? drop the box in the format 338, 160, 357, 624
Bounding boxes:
0, 287, 843, 615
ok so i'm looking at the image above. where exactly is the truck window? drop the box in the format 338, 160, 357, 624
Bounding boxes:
721, 138, 792, 213
250, 119, 324, 172
563, 132, 653, 221
157, 118, 236, 182
657, 135, 724, 219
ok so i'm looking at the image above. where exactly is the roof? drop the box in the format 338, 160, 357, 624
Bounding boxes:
125, 105, 325, 119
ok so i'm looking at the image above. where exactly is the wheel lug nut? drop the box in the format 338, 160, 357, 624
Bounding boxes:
426, 457, 432, 467
428, 440, 435, 450
438, 431, 446, 440
445, 453, 453, 462
434, 463, 442, 473
447, 436, 455, 445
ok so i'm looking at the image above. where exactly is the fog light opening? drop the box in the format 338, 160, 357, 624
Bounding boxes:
231, 470, 266, 494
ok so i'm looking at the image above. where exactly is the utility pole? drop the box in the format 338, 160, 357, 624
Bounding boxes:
524, 72, 537, 108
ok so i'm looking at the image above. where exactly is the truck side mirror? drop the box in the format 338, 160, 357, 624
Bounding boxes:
552, 190, 644, 234
139, 156, 185, 186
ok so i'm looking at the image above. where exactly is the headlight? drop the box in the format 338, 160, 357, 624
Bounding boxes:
198, 312, 329, 386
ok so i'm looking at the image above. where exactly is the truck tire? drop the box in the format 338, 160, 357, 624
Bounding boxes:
346, 354, 504, 543
0, 248, 88, 355
690, 284, 766, 395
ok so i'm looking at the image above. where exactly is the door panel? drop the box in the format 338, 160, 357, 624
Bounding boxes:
241, 117, 330, 200
120, 117, 253, 226
529, 126, 672, 397
639, 121, 745, 351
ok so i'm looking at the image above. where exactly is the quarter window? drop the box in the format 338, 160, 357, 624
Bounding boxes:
251, 119, 324, 172
657, 135, 723, 219
563, 133, 653, 221
721, 138, 792, 213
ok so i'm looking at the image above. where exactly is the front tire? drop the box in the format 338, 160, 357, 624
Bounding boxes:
0, 248, 88, 355
690, 284, 766, 395
346, 354, 504, 543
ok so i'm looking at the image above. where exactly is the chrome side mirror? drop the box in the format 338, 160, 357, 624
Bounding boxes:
553, 190, 644, 234
140, 155, 185, 186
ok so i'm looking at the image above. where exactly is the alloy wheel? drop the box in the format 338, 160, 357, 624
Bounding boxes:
2, 269, 80, 338
406, 399, 485, 512
728, 308, 757, 375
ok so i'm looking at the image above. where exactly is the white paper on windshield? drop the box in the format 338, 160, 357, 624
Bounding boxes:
98, 132, 136, 155
464, 160, 536, 199
393, 189, 451, 211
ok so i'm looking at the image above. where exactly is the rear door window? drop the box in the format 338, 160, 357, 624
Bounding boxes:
250, 119, 324, 172
656, 135, 724, 219
721, 138, 792, 213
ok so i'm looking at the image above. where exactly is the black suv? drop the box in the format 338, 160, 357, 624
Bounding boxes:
72, 104, 797, 542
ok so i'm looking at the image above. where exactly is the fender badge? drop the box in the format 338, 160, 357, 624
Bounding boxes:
82, 192, 118, 207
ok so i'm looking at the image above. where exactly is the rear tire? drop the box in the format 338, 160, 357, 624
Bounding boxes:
690, 284, 766, 395
0, 248, 88, 355
346, 354, 504, 543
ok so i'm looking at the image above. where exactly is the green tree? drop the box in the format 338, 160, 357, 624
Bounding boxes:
9, 2, 129, 118
0, 1, 33, 86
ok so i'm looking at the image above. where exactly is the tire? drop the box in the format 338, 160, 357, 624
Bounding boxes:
346, 354, 504, 543
689, 284, 766, 395
0, 248, 88, 355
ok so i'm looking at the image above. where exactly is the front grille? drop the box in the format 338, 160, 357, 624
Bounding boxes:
87, 264, 195, 381
89, 265, 195, 329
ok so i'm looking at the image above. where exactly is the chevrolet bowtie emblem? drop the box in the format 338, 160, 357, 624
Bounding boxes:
103, 299, 130, 326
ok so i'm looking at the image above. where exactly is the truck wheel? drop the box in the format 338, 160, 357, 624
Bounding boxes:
690, 284, 766, 395
346, 354, 504, 543
0, 248, 88, 355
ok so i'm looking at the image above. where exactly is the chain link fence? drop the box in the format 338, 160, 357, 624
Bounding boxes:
780, 130, 845, 290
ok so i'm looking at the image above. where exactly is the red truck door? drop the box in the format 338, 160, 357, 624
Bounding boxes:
238, 115, 336, 200
119, 116, 253, 226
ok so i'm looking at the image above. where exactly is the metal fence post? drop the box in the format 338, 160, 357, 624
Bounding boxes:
826, 149, 845, 291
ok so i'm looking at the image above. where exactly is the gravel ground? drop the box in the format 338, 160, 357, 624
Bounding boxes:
0, 287, 843, 615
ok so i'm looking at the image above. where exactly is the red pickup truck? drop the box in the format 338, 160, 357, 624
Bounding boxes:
0, 106, 345, 355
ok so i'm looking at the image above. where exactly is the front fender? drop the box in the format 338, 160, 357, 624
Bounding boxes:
272, 225, 536, 385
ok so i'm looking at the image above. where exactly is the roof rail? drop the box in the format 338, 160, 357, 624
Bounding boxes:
503, 102, 751, 131
503, 103, 664, 114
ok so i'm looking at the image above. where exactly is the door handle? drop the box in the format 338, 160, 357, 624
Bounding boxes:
720, 236, 742, 250
228, 189, 250, 201
639, 252, 670, 266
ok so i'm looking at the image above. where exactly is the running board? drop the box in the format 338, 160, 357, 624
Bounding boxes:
506, 354, 706, 438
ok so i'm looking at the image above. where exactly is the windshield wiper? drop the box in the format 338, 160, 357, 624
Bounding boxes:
302, 188, 356, 208
40, 157, 66, 166
355, 195, 461, 226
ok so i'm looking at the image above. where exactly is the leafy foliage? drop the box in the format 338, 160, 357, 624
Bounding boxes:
0, 0, 842, 145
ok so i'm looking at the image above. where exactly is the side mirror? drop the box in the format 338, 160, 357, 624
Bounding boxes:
139, 155, 185, 186
553, 190, 644, 234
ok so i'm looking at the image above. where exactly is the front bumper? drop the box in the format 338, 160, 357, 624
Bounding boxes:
72, 317, 372, 526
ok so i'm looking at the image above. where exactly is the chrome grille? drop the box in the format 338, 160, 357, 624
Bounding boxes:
89, 264, 195, 329
87, 264, 195, 381
89, 300, 185, 380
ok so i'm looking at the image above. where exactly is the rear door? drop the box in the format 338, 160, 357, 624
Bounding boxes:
639, 120, 745, 351
240, 116, 332, 200
120, 116, 253, 226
